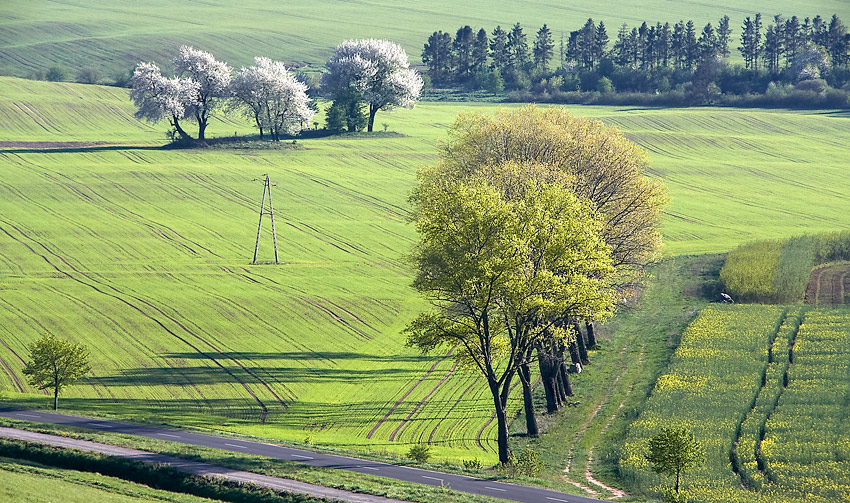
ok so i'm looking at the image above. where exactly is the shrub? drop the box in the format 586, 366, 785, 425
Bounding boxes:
512, 447, 543, 477
76, 66, 101, 84
406, 444, 430, 463
46, 66, 67, 82
462, 458, 482, 470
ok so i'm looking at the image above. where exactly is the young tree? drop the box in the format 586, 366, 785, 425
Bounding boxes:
421, 31, 454, 85
172, 45, 232, 140
23, 334, 91, 411
322, 39, 423, 132
533, 24, 555, 71
130, 62, 198, 140
230, 57, 315, 141
407, 160, 614, 462
645, 427, 704, 496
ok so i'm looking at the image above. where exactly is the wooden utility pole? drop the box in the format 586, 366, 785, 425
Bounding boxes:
252, 174, 279, 264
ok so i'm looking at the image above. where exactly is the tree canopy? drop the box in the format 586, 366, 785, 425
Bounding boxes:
22, 334, 91, 411
407, 159, 615, 463
322, 38, 422, 132
646, 427, 704, 495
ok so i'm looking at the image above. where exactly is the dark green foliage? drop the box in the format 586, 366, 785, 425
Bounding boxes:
325, 90, 366, 132
406, 444, 431, 463
45, 66, 67, 82
0, 439, 321, 503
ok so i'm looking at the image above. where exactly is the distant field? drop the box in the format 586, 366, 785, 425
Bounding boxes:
1, 77, 850, 462
2, 0, 849, 77
619, 305, 850, 503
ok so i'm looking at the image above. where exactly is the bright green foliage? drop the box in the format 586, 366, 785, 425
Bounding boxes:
407, 161, 614, 462
22, 335, 91, 410
645, 427, 704, 495
510, 447, 544, 477
407, 444, 431, 463
721, 232, 850, 303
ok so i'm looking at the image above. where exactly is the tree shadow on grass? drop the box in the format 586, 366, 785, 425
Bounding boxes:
0, 144, 167, 154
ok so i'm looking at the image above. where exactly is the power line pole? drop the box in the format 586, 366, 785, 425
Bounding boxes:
252, 174, 279, 264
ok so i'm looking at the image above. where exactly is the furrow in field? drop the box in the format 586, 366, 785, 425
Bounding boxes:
426, 380, 479, 444
297, 173, 408, 219
387, 362, 457, 442
366, 351, 452, 439
0, 220, 279, 419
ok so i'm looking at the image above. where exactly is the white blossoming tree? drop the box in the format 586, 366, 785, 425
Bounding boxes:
130, 62, 198, 141
231, 57, 315, 141
322, 39, 423, 132
172, 45, 232, 140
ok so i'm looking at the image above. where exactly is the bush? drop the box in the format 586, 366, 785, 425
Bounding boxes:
462, 458, 482, 470
46, 66, 67, 82
407, 444, 431, 463
511, 447, 543, 477
76, 66, 101, 84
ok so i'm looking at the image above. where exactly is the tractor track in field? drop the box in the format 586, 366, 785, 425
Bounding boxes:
388, 362, 457, 442
366, 351, 453, 440
427, 380, 479, 444
806, 263, 850, 305
0, 220, 283, 421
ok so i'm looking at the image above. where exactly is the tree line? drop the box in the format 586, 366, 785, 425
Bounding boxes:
130, 40, 422, 141
421, 13, 850, 104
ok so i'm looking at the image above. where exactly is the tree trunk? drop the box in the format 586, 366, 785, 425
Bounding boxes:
585, 320, 596, 348
560, 362, 574, 397
367, 104, 378, 132
574, 321, 589, 365
53, 387, 59, 410
488, 380, 511, 464
171, 117, 192, 140
518, 361, 539, 436
676, 467, 680, 494
568, 340, 581, 365
537, 345, 559, 413
198, 119, 207, 140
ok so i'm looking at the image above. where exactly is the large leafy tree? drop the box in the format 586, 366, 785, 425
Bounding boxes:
645, 427, 704, 496
230, 57, 315, 141
172, 45, 232, 140
435, 106, 666, 422
407, 161, 614, 463
322, 39, 423, 132
23, 334, 91, 411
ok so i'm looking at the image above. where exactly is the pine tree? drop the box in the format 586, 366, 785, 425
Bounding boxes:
472, 28, 490, 75
422, 31, 454, 84
453, 25, 475, 81
533, 24, 555, 71
508, 23, 531, 72
717, 15, 732, 58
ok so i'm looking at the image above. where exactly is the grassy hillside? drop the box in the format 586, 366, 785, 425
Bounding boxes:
1, 77, 850, 463
2, 1, 849, 77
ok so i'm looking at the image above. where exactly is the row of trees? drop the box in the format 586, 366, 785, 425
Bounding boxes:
407, 106, 666, 463
131, 40, 422, 140
421, 14, 849, 93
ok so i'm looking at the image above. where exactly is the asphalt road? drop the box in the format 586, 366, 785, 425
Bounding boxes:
0, 408, 608, 503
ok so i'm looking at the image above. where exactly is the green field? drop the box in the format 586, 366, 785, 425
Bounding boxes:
619, 305, 850, 503
1, 77, 850, 465
0, 456, 223, 503
3, 0, 849, 77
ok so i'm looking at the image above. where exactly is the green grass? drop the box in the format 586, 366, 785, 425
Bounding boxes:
2, 0, 849, 77
2, 77, 850, 466
0, 455, 223, 503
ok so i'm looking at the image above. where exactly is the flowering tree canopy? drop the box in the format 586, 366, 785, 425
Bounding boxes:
172, 45, 232, 140
322, 39, 423, 131
130, 62, 198, 140
231, 57, 315, 141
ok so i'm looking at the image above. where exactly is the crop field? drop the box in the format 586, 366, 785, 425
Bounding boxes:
1, 77, 850, 463
619, 305, 850, 502
3, 0, 850, 77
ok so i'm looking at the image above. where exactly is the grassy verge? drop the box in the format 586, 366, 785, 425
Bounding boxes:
509, 254, 723, 498
0, 418, 506, 503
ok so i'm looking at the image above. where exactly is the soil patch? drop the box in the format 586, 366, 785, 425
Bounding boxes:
805, 263, 850, 305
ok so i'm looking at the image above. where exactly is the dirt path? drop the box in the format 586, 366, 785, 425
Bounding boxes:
0, 427, 407, 503
805, 263, 850, 305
